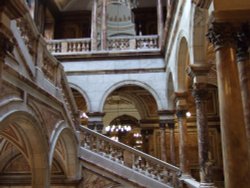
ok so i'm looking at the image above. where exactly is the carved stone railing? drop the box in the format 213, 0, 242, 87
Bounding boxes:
16, 14, 39, 58
79, 125, 182, 187
108, 35, 159, 51
47, 38, 91, 54
12, 4, 79, 129
47, 35, 159, 55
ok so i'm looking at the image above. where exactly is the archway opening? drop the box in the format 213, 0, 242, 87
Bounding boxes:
103, 85, 158, 155
0, 112, 49, 187
71, 88, 89, 126
0, 136, 32, 186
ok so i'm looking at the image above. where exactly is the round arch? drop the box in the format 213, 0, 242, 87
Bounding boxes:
49, 121, 80, 180
99, 80, 163, 112
0, 110, 50, 187
69, 83, 91, 112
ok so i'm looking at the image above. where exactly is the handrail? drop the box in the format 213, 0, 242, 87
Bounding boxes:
79, 125, 181, 187
13, 3, 79, 130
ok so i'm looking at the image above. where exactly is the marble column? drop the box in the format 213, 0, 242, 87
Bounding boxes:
207, 22, 250, 188
101, 0, 107, 50
167, 120, 176, 165
91, 0, 98, 51
193, 84, 214, 187
234, 24, 250, 148
157, 0, 163, 48
175, 92, 189, 175
159, 120, 167, 161
187, 64, 215, 187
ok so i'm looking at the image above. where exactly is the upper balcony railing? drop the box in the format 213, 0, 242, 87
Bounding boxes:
47, 35, 159, 56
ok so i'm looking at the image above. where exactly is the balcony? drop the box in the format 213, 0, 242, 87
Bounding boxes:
47, 35, 160, 56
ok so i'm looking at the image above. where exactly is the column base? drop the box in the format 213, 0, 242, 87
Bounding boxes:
200, 182, 216, 188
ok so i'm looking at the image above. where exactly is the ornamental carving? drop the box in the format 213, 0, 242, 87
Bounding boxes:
28, 96, 63, 137
206, 23, 234, 49
234, 23, 250, 61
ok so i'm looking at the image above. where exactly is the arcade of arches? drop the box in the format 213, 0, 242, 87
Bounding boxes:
0, 0, 250, 188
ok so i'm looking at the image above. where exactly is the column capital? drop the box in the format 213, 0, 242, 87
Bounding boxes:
167, 119, 175, 129
159, 120, 167, 129
187, 63, 212, 84
206, 22, 234, 50
192, 83, 209, 102
86, 111, 106, 118
175, 92, 188, 112
176, 109, 188, 118
234, 23, 250, 62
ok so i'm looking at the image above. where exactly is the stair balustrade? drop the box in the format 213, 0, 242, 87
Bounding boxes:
79, 125, 182, 187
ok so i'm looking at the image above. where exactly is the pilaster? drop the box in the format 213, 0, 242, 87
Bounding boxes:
91, 0, 98, 51
157, 0, 163, 48
101, 0, 107, 50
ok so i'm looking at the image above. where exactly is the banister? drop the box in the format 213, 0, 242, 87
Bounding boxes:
80, 125, 179, 172
79, 125, 182, 187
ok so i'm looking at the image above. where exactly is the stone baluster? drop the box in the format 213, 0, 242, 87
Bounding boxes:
175, 92, 190, 176
91, 0, 98, 51
101, 0, 108, 50
187, 64, 215, 187
157, 0, 163, 48
234, 23, 250, 149
207, 22, 250, 188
